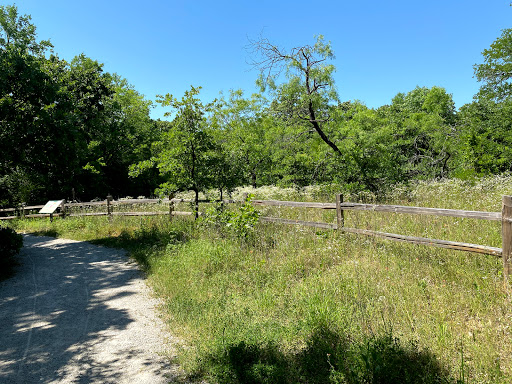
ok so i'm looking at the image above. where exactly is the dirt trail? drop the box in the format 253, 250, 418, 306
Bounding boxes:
0, 235, 178, 383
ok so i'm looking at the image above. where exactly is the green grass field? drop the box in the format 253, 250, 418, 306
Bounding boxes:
8, 176, 512, 383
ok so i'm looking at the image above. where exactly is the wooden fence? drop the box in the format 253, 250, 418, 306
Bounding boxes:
253, 194, 511, 283
2, 194, 511, 281
0, 196, 234, 220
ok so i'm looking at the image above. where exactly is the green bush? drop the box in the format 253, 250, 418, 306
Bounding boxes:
0, 227, 23, 274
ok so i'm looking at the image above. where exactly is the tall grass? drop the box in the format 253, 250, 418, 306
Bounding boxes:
10, 175, 512, 383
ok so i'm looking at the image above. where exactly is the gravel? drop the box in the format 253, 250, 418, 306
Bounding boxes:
0, 234, 180, 383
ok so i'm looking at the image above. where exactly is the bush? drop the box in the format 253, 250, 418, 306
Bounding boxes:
0, 227, 23, 274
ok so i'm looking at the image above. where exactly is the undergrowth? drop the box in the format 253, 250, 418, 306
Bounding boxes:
0, 226, 23, 280
9, 176, 512, 383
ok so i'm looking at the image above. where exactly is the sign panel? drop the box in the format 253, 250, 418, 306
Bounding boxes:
39, 200, 65, 214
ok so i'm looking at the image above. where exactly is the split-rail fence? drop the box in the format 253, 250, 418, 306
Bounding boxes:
1, 194, 511, 282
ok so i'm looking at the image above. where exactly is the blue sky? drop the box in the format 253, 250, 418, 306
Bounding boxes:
9, 0, 512, 119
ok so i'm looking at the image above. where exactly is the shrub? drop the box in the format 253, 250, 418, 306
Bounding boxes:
199, 195, 260, 242
0, 227, 23, 273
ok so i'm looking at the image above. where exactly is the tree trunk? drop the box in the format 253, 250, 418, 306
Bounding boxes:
307, 101, 343, 157
194, 188, 199, 220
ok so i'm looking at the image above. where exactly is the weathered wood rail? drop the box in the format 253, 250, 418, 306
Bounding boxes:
2, 194, 511, 281
253, 194, 511, 282
0, 197, 222, 220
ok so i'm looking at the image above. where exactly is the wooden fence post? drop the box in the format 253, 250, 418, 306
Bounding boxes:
107, 194, 113, 222
502, 196, 512, 283
169, 194, 175, 221
336, 194, 344, 231
242, 193, 248, 203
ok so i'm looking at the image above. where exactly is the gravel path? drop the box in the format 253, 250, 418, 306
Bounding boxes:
0, 235, 179, 384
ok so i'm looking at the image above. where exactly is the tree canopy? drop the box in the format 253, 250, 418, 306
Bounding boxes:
1, 5, 512, 205
474, 28, 512, 102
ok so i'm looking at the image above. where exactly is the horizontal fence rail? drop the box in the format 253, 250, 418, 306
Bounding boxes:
260, 216, 337, 230
1, 193, 510, 281
339, 202, 503, 221
252, 194, 510, 282
339, 227, 502, 256
252, 199, 503, 221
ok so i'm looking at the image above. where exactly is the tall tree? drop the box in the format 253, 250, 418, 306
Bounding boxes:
474, 28, 512, 101
458, 98, 512, 175
130, 86, 218, 218
0, 5, 56, 204
385, 87, 456, 180
0, 5, 51, 55
249, 35, 342, 156
211, 90, 275, 188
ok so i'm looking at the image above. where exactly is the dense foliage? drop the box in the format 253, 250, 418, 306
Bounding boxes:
0, 227, 23, 275
0, 5, 159, 205
1, 5, 512, 206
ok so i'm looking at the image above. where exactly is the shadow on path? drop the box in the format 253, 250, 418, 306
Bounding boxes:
0, 235, 176, 384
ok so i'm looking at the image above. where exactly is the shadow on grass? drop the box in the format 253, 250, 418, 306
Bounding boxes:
88, 226, 189, 271
27, 229, 59, 238
203, 325, 457, 384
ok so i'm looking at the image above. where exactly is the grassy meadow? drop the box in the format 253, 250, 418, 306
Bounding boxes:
7, 176, 512, 383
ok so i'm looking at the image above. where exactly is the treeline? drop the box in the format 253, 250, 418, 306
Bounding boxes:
1, 5, 511, 206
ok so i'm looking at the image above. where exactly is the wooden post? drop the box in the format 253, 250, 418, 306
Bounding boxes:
502, 196, 512, 282
169, 193, 175, 221
242, 192, 248, 203
62, 200, 67, 219
107, 194, 113, 222
336, 194, 344, 231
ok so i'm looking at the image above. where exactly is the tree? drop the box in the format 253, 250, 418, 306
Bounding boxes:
84, 73, 157, 198
0, 5, 56, 204
130, 86, 218, 218
385, 87, 456, 180
211, 90, 275, 188
458, 98, 512, 175
474, 28, 512, 101
249, 35, 343, 156
0, 4, 52, 55
0, 5, 158, 204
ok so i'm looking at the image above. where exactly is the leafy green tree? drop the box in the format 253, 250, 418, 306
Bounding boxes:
250, 35, 343, 156
0, 5, 57, 204
332, 103, 397, 192
0, 5, 157, 203
82, 73, 157, 197
0, 4, 51, 55
130, 86, 219, 217
211, 90, 276, 188
385, 87, 456, 180
458, 98, 512, 175
457, 30, 512, 177
474, 28, 512, 101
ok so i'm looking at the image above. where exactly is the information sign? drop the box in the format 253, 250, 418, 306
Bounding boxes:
39, 200, 65, 214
